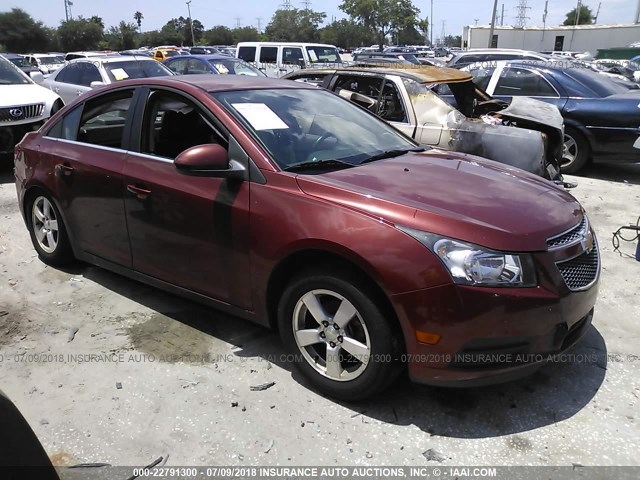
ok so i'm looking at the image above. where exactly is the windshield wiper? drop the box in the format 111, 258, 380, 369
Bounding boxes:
283, 159, 354, 172
359, 147, 425, 165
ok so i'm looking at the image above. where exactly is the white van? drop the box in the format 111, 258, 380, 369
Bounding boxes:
236, 42, 343, 77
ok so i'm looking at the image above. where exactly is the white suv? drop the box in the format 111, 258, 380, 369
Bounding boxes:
0, 55, 63, 158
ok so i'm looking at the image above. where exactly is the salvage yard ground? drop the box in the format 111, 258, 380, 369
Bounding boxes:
0, 163, 639, 467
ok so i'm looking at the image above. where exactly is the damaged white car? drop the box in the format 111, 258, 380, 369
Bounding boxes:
283, 66, 565, 181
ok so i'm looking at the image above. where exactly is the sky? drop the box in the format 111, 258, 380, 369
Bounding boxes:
6, 0, 638, 39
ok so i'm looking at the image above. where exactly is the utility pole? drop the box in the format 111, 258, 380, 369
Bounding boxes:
440, 20, 445, 44
500, 3, 504, 26
488, 0, 498, 48
474, 19, 479, 25
636, 0, 640, 24
593, 2, 601, 24
281, 0, 292, 9
63, 0, 73, 21
235, 17, 241, 28
301, 0, 311, 10
430, 0, 434, 46
574, 0, 582, 27
256, 17, 262, 32
186, 1, 196, 46
515, 0, 530, 27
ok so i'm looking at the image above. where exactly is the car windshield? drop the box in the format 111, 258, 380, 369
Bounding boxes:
104, 60, 173, 82
208, 59, 264, 76
38, 56, 63, 65
306, 46, 342, 63
165, 51, 180, 58
213, 88, 417, 170
0, 57, 31, 85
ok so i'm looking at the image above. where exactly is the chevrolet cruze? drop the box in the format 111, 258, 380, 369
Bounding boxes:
14, 75, 600, 400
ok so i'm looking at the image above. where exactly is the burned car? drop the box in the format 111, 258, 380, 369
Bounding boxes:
283, 66, 564, 181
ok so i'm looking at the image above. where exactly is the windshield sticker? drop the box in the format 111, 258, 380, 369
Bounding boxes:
308, 50, 318, 62
231, 103, 289, 130
111, 68, 129, 81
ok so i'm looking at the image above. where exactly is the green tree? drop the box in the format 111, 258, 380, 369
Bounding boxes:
265, 8, 326, 42
232, 26, 260, 43
205, 25, 235, 45
443, 34, 462, 47
320, 19, 376, 48
340, 0, 419, 50
104, 21, 138, 50
57, 17, 104, 51
89, 16, 105, 29
134, 11, 143, 33
563, 5, 594, 25
0, 8, 50, 53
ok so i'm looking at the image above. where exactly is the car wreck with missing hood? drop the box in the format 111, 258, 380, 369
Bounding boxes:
283, 65, 565, 181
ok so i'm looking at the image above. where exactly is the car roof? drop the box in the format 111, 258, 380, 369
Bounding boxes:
289, 65, 473, 84
111, 74, 319, 93
169, 54, 239, 61
459, 48, 543, 55
68, 55, 155, 64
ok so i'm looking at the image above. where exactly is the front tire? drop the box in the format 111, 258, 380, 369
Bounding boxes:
277, 269, 403, 401
26, 193, 74, 266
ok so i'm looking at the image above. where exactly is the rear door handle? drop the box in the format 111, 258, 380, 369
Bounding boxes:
55, 163, 74, 177
127, 184, 151, 201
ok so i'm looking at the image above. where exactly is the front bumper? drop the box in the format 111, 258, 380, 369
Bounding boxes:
391, 272, 599, 387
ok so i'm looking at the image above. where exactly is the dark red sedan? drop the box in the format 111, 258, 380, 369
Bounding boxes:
14, 75, 599, 400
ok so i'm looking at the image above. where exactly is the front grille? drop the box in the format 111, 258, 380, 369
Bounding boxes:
557, 247, 599, 291
547, 216, 587, 250
0, 103, 45, 123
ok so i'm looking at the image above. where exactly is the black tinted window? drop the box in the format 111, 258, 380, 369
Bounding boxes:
283, 47, 304, 65
237, 46, 256, 62
78, 63, 102, 86
57, 64, 82, 84
259, 47, 278, 63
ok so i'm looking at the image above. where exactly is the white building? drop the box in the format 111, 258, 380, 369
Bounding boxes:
462, 24, 640, 54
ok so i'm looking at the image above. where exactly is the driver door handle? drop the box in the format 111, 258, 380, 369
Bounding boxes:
127, 184, 152, 201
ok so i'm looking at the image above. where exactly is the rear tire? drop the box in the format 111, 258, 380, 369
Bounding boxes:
561, 127, 589, 174
277, 268, 403, 401
26, 193, 74, 266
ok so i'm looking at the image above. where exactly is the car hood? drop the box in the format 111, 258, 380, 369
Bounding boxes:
0, 84, 59, 107
499, 96, 564, 132
296, 150, 582, 252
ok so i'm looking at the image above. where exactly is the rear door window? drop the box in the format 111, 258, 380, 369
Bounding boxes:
259, 47, 278, 64
77, 90, 134, 149
283, 47, 304, 65
494, 67, 558, 97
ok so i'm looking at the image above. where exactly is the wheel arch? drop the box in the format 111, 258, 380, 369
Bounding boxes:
265, 247, 404, 345
22, 184, 81, 258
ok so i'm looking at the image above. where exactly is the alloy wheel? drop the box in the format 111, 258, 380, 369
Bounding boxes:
292, 289, 371, 382
32, 196, 59, 254
562, 133, 578, 168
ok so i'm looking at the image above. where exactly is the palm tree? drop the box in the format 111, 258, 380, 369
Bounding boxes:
134, 11, 143, 34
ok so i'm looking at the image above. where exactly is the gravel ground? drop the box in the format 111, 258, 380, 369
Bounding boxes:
0, 162, 639, 470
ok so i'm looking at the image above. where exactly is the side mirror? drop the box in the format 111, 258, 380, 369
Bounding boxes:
174, 143, 246, 179
90, 81, 106, 88
29, 71, 44, 84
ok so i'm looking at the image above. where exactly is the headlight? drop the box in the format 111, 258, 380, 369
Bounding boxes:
398, 226, 537, 287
